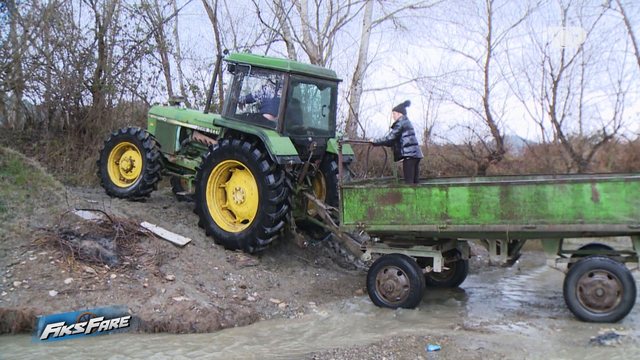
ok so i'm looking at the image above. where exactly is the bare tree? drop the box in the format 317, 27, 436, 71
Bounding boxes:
4, 0, 26, 129
344, 0, 441, 139
614, 0, 640, 71
172, 0, 189, 104
202, 0, 225, 109
253, 0, 364, 66
513, 0, 628, 173
344, 0, 373, 138
84, 0, 120, 116
431, 0, 537, 174
141, 0, 176, 98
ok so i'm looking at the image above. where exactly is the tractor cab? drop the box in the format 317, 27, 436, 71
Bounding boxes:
222, 53, 340, 159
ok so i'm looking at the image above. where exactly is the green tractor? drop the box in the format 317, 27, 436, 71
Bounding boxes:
97, 52, 354, 253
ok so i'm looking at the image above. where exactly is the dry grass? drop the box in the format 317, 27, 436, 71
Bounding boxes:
2, 107, 639, 186
34, 210, 160, 271
0, 102, 147, 185
348, 137, 640, 179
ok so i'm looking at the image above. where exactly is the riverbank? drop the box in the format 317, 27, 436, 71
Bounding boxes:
0, 147, 364, 334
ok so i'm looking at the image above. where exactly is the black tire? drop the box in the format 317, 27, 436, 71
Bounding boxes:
366, 254, 426, 309
563, 256, 636, 322
425, 259, 469, 288
301, 155, 351, 237
194, 138, 289, 253
170, 176, 193, 202
568, 243, 614, 269
97, 127, 162, 199
319, 155, 349, 209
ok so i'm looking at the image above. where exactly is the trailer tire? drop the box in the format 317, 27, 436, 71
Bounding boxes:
425, 259, 469, 288
563, 256, 636, 322
367, 254, 425, 309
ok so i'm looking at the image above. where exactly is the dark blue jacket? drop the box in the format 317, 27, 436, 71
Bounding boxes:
373, 115, 423, 162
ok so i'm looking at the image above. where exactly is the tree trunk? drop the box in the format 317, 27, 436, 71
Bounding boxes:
482, 0, 505, 165
345, 0, 373, 139
615, 0, 640, 71
89, 1, 113, 116
172, 0, 190, 105
202, 0, 224, 110
294, 0, 321, 65
41, 3, 55, 131
153, 1, 174, 99
274, 0, 298, 60
7, 0, 24, 130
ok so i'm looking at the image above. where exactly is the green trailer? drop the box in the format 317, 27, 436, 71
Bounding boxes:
327, 152, 640, 323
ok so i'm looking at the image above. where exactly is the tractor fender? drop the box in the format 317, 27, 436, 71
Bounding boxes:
326, 138, 355, 163
214, 116, 303, 165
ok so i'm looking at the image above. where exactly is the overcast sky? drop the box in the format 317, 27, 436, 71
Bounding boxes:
173, 0, 640, 143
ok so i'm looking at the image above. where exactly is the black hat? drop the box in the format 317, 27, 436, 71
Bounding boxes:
392, 100, 411, 116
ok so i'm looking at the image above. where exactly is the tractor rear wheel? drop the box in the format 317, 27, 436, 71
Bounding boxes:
303, 155, 351, 235
97, 127, 162, 199
194, 139, 289, 253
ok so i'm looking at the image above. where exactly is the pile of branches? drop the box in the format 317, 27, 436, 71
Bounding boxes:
34, 210, 159, 270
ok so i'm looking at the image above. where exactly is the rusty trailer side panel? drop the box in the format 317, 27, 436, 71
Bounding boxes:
340, 173, 640, 239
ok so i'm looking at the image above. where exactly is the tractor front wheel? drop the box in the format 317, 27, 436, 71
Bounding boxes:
194, 139, 289, 253
97, 127, 162, 199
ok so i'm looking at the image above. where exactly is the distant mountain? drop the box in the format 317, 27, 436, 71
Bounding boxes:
503, 134, 530, 155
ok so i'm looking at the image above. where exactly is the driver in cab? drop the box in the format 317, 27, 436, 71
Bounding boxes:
238, 81, 281, 121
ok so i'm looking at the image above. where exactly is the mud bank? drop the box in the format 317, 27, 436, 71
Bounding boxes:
0, 147, 364, 335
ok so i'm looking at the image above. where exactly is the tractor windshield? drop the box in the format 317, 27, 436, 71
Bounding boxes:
283, 75, 337, 137
226, 66, 284, 129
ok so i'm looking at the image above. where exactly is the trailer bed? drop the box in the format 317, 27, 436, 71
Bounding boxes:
340, 173, 640, 239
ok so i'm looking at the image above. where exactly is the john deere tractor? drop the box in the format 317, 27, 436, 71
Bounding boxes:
97, 52, 354, 253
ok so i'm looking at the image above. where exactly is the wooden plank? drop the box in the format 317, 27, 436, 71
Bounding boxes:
140, 221, 191, 246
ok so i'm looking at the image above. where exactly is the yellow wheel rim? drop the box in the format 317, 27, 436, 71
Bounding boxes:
307, 170, 327, 216
206, 160, 259, 233
107, 142, 143, 188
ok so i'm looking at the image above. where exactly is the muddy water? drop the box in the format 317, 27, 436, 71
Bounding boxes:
2, 252, 639, 359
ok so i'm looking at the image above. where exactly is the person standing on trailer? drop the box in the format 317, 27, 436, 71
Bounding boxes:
371, 100, 423, 184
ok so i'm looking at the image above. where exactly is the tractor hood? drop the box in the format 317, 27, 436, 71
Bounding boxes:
148, 105, 302, 165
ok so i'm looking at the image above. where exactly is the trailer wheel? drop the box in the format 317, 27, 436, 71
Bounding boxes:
425, 259, 469, 288
367, 254, 425, 309
563, 256, 636, 322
